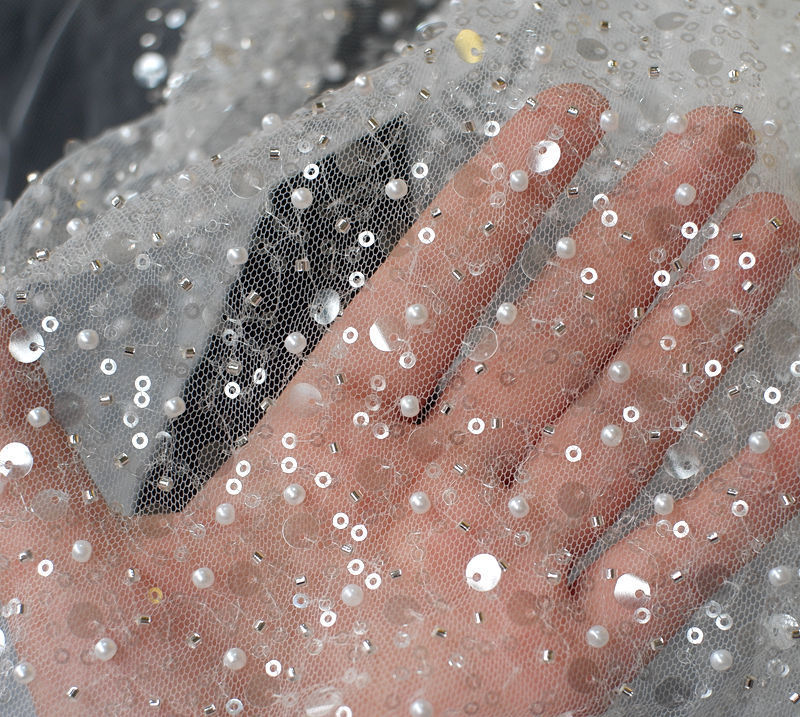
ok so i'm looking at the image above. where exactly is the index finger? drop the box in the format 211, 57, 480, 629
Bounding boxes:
279, 83, 609, 413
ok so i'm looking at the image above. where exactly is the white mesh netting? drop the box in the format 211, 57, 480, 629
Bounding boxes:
2, 1, 800, 715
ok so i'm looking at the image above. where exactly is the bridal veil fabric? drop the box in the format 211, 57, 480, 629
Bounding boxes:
1, 0, 800, 714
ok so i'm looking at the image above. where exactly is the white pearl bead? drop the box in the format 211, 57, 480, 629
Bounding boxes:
671, 304, 692, 327
94, 637, 118, 661
405, 303, 429, 326
653, 493, 675, 516
71, 539, 93, 563
76, 328, 100, 350
665, 113, 688, 134
409, 491, 431, 514
508, 495, 530, 519
163, 397, 186, 418
768, 565, 793, 587
222, 647, 247, 671
509, 169, 529, 192
409, 698, 433, 717
399, 395, 421, 418
30, 217, 52, 238
284, 332, 307, 355
215, 502, 236, 525
26, 406, 51, 428
496, 302, 517, 325
586, 625, 609, 648
748, 430, 770, 454
555, 236, 576, 259
709, 648, 733, 671
283, 483, 306, 506
674, 183, 697, 206
191, 567, 215, 589
341, 583, 364, 607
533, 44, 552, 63
600, 424, 623, 448
599, 109, 619, 132
385, 179, 408, 200
261, 113, 281, 131
226, 247, 248, 265
607, 360, 631, 384
12, 661, 35, 684
291, 187, 313, 209
354, 73, 373, 95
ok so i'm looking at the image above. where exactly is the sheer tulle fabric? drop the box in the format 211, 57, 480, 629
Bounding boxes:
1, 1, 800, 715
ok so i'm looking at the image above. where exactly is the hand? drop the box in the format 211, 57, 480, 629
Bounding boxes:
2, 82, 798, 716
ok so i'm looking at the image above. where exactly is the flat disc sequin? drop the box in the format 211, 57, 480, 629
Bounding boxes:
466, 553, 502, 592
529, 140, 561, 173
9, 328, 44, 363
0, 442, 33, 479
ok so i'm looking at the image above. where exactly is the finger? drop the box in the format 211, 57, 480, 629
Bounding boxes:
511, 192, 799, 561
282, 83, 608, 414
414, 105, 756, 491
580, 400, 800, 696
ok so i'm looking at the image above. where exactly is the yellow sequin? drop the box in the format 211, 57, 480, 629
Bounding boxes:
455, 29, 484, 64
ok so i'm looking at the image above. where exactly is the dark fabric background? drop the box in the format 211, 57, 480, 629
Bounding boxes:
0, 0, 187, 202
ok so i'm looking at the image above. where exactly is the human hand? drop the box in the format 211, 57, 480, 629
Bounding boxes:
2, 82, 799, 716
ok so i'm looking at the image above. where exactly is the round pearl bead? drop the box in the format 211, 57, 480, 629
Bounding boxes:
409, 491, 431, 514
31, 217, 52, 238
191, 567, 215, 589
709, 649, 733, 671
600, 424, 623, 448
586, 625, 609, 648
653, 493, 675, 516
261, 113, 281, 131
354, 73, 373, 95
12, 661, 35, 684
71, 539, 93, 563
399, 395, 420, 418
290, 187, 313, 209
284, 332, 307, 355
599, 109, 619, 132
385, 179, 408, 200
76, 329, 100, 351
509, 170, 529, 192
215, 502, 236, 525
674, 183, 697, 206
608, 360, 631, 384
665, 113, 688, 134
768, 565, 793, 587
405, 303, 429, 326
26, 406, 51, 428
555, 236, 576, 259
222, 647, 247, 671
94, 637, 118, 661
226, 247, 249, 265
508, 495, 530, 519
341, 583, 364, 607
409, 698, 433, 717
671, 304, 692, 327
748, 431, 770, 454
163, 397, 186, 418
283, 483, 306, 506
533, 44, 552, 63
496, 302, 517, 325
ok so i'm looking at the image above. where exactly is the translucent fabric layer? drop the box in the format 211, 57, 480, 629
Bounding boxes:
1, 1, 800, 715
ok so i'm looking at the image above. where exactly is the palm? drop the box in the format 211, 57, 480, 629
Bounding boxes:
2, 83, 799, 716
